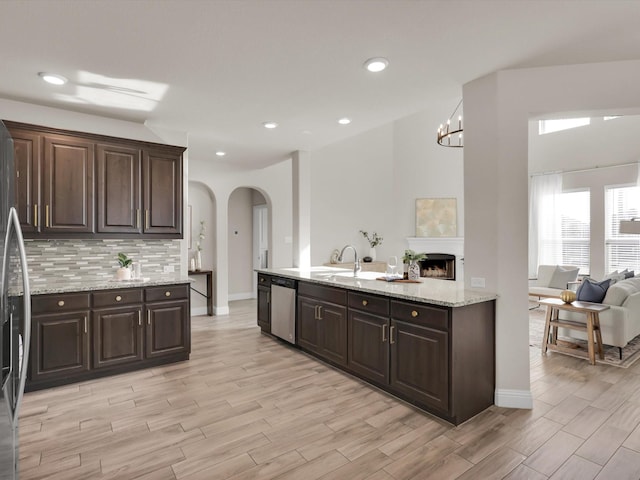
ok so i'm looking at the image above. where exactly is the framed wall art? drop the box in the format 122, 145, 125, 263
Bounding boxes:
415, 198, 457, 237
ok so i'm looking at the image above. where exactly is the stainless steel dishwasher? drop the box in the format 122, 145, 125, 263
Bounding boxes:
270, 277, 296, 344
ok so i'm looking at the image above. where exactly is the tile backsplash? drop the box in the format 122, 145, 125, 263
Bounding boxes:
25, 239, 181, 286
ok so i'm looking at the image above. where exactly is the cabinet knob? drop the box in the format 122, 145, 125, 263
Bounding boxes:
411, 310, 418, 318
165, 291, 171, 297
260, 277, 265, 282
362, 300, 368, 306
57, 300, 65, 307
115, 295, 122, 302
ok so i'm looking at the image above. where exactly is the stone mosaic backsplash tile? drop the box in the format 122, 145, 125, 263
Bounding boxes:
25, 239, 181, 286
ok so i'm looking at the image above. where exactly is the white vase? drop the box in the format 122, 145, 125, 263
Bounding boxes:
116, 266, 131, 281
369, 246, 377, 262
195, 250, 202, 271
408, 260, 421, 281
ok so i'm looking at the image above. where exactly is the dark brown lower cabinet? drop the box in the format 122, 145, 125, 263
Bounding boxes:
31, 310, 90, 383
145, 300, 190, 359
257, 274, 271, 332
297, 289, 347, 367
347, 309, 389, 385
389, 319, 448, 412
27, 284, 190, 391
93, 305, 144, 369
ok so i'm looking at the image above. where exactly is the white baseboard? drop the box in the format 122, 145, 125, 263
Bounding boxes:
228, 292, 254, 301
494, 389, 533, 409
190, 306, 208, 317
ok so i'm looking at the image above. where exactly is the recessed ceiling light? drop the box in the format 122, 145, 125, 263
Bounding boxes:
263, 121, 278, 129
363, 57, 389, 73
38, 72, 68, 85
215, 151, 226, 157
338, 117, 351, 125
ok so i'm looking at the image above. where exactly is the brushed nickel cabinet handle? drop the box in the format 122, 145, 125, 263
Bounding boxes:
84, 317, 88, 334
165, 291, 171, 297
147, 310, 151, 325
314, 305, 319, 320
138, 310, 141, 326
362, 300, 368, 306
390, 325, 396, 344
34, 204, 38, 228
145, 209, 149, 230
382, 324, 387, 342
45, 204, 49, 227
57, 300, 65, 307
115, 295, 122, 302
411, 310, 418, 318
136, 209, 141, 229
317, 305, 322, 320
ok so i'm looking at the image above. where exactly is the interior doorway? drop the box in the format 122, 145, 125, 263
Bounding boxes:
253, 204, 269, 297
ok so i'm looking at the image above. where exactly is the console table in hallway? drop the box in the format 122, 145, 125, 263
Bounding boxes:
188, 270, 213, 316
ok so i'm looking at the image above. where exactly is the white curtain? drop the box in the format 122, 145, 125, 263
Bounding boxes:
529, 173, 563, 277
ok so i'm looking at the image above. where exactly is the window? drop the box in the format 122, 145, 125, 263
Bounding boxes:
538, 117, 590, 135
606, 185, 640, 273
538, 189, 591, 275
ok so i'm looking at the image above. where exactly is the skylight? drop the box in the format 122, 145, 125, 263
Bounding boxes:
538, 117, 590, 135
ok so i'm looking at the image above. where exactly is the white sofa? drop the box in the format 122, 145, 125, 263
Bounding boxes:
560, 277, 640, 351
529, 265, 580, 299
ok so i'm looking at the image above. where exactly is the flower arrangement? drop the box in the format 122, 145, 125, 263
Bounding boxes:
402, 249, 427, 264
360, 230, 383, 248
196, 220, 205, 252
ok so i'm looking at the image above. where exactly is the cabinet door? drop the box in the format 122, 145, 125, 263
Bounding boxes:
390, 319, 449, 412
143, 149, 182, 236
297, 296, 320, 353
348, 310, 389, 384
318, 301, 348, 367
42, 134, 95, 233
93, 305, 144, 369
30, 311, 90, 383
10, 129, 41, 233
145, 300, 190, 359
257, 285, 270, 332
96, 143, 142, 233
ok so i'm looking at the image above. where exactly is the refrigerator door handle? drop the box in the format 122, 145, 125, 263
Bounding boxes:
7, 207, 31, 426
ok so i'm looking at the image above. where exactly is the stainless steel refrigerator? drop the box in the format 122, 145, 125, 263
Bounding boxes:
0, 120, 31, 480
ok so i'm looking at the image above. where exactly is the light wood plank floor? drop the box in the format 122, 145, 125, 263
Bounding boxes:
18, 300, 640, 479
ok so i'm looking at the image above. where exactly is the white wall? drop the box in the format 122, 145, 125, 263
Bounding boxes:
309, 101, 464, 266
228, 187, 254, 299
188, 181, 215, 315
464, 59, 640, 409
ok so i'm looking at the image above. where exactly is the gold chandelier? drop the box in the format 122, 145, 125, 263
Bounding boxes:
437, 99, 463, 148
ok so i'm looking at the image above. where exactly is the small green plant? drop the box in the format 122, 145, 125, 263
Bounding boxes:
402, 249, 427, 264
360, 230, 383, 248
117, 252, 132, 268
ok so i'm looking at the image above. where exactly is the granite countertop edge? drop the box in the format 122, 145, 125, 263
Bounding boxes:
29, 276, 193, 296
256, 268, 497, 307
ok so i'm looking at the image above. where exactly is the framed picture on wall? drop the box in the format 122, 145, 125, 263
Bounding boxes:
416, 198, 457, 237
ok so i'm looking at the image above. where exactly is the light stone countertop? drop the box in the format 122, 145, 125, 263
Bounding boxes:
29, 275, 193, 296
256, 267, 497, 307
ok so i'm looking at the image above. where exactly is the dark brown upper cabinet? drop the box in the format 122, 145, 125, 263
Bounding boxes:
97, 143, 142, 234
42, 134, 95, 234
11, 129, 41, 233
4, 121, 185, 239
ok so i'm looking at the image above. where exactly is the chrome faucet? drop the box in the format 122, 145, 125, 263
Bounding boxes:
338, 245, 361, 276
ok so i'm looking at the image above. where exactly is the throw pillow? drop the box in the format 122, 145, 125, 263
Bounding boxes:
548, 266, 580, 289
624, 270, 635, 279
604, 270, 625, 284
576, 278, 611, 303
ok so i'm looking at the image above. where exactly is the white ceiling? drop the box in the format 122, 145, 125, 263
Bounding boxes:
1, 0, 639, 169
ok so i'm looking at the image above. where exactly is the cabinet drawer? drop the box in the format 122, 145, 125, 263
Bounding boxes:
391, 300, 449, 330
145, 284, 189, 302
298, 281, 347, 305
32, 293, 91, 314
258, 274, 272, 286
348, 292, 389, 316
93, 289, 143, 308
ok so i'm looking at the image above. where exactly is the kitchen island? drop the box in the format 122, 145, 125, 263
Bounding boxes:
27, 276, 191, 391
257, 266, 497, 425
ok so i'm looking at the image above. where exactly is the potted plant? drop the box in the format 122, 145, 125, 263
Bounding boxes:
360, 230, 383, 261
115, 252, 133, 280
402, 249, 427, 281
